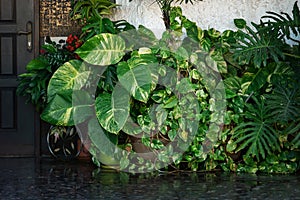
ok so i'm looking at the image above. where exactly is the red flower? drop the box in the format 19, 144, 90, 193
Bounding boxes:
40, 49, 46, 54
65, 34, 82, 52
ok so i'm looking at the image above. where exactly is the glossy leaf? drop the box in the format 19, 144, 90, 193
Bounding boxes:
41, 90, 93, 126
95, 83, 130, 134
117, 51, 159, 103
76, 33, 126, 66
232, 97, 281, 161
47, 60, 91, 101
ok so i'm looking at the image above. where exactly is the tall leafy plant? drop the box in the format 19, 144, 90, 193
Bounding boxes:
226, 2, 300, 172
129, 0, 202, 29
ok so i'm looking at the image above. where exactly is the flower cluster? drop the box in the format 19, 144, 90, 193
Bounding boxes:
66, 34, 83, 52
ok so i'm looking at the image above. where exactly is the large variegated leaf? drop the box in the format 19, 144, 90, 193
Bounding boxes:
95, 83, 130, 134
122, 117, 142, 135
41, 90, 93, 126
117, 50, 159, 103
88, 118, 119, 156
47, 60, 91, 101
76, 33, 126, 66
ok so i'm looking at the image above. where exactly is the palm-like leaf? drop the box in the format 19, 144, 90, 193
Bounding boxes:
284, 120, 300, 149
265, 82, 300, 124
232, 97, 280, 161
260, 1, 300, 43
233, 25, 285, 68
70, 0, 117, 21
233, 3, 300, 68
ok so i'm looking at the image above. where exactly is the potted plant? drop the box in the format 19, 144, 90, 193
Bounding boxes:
16, 35, 86, 159
35, 0, 300, 173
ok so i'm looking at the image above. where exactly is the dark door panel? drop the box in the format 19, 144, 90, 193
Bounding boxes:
0, 0, 37, 156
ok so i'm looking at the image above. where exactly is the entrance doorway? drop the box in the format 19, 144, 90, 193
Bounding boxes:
0, 0, 39, 156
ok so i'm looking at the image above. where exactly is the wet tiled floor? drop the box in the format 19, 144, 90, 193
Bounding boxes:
0, 158, 300, 199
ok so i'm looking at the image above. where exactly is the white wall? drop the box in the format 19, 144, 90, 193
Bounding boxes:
112, 0, 296, 38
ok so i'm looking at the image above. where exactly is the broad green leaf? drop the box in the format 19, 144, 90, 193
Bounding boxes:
76, 33, 126, 66
241, 68, 269, 94
163, 96, 178, 109
95, 83, 130, 134
41, 90, 93, 126
88, 118, 119, 158
168, 129, 177, 142
47, 60, 91, 101
26, 58, 49, 71
232, 98, 281, 161
117, 51, 159, 103
122, 116, 142, 135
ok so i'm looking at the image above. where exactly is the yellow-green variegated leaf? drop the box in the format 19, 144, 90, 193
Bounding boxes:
117, 50, 159, 103
95, 83, 130, 134
76, 33, 126, 66
41, 90, 93, 126
47, 60, 91, 102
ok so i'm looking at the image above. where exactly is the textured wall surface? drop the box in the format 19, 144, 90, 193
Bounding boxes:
112, 0, 296, 37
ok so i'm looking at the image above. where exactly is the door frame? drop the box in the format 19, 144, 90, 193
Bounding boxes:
33, 0, 40, 157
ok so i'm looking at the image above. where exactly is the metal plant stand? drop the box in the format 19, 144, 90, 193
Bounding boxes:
47, 126, 83, 160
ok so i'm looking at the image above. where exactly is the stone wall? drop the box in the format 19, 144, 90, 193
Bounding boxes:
40, 0, 296, 38
112, 0, 296, 38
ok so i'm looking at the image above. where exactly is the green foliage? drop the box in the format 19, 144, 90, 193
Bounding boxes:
232, 97, 281, 161
260, 1, 300, 43
233, 1, 300, 68
70, 0, 117, 22
21, 0, 300, 173
16, 39, 75, 112
266, 82, 300, 124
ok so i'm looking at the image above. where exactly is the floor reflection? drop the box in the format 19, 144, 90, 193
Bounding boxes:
0, 158, 299, 199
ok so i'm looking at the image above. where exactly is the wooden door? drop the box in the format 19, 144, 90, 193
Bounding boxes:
0, 0, 38, 156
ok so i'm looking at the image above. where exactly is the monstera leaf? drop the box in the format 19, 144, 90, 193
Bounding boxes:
117, 50, 159, 103
241, 63, 275, 95
95, 83, 130, 134
232, 97, 281, 161
76, 33, 126, 66
47, 60, 91, 102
